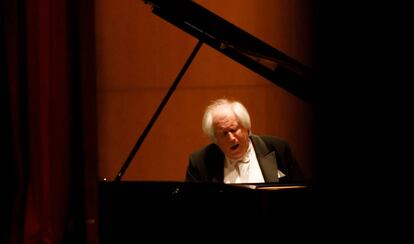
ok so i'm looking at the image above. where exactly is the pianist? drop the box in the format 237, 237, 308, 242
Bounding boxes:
185, 98, 304, 184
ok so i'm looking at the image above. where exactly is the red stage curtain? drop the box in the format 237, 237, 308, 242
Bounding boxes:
1, 0, 98, 243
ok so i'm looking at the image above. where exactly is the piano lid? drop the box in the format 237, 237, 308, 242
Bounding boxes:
143, 0, 315, 103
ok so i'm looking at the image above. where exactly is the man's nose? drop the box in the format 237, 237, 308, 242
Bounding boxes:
228, 132, 236, 141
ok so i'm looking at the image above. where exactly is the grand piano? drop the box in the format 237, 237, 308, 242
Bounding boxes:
99, 1, 317, 242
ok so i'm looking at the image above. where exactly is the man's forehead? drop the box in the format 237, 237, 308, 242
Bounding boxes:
213, 119, 239, 130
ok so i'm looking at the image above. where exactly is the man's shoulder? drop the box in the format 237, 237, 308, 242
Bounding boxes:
251, 134, 291, 153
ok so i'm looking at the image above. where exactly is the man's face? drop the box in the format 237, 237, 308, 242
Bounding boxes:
212, 106, 250, 160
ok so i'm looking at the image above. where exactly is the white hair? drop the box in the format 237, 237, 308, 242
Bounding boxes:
202, 99, 251, 142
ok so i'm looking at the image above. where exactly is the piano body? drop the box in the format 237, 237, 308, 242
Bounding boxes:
99, 181, 314, 242
99, 1, 316, 242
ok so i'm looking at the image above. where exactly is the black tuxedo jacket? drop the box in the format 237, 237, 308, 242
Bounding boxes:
185, 134, 304, 183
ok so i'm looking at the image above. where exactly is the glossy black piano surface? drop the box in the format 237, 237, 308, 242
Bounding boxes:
99, 181, 316, 242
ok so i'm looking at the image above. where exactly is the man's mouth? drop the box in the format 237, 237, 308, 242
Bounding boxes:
230, 144, 239, 150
